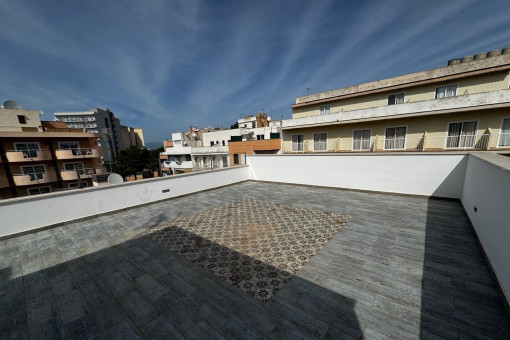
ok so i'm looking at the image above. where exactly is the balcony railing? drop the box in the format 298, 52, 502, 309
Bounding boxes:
60, 167, 106, 181
283, 133, 502, 153
55, 148, 101, 159
6, 150, 52, 162
12, 171, 57, 186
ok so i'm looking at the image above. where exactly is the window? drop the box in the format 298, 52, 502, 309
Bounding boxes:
59, 141, 80, 155
64, 162, 85, 175
257, 134, 265, 140
446, 121, 477, 148
436, 84, 457, 99
18, 115, 27, 124
388, 93, 405, 105
27, 186, 51, 196
14, 142, 40, 158
222, 140, 226, 146
384, 126, 407, 150
292, 134, 304, 152
222, 156, 228, 167
68, 182, 88, 188
353, 129, 371, 151
233, 154, 239, 165
319, 105, 330, 115
499, 118, 510, 147
313, 132, 327, 151
21, 165, 46, 181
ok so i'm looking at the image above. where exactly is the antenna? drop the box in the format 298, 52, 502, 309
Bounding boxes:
306, 86, 311, 95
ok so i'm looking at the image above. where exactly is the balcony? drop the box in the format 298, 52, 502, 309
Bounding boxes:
191, 145, 229, 154
60, 167, 106, 181
5, 149, 52, 162
0, 176, 9, 188
283, 133, 505, 153
55, 148, 101, 159
12, 171, 57, 186
283, 89, 510, 129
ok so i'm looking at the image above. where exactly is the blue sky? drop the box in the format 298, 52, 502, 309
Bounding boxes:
1, 0, 509, 144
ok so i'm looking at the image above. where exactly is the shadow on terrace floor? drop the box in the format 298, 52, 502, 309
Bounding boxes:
0, 209, 362, 339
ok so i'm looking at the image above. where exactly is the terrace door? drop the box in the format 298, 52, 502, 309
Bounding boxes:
499, 118, 510, 147
447, 121, 477, 148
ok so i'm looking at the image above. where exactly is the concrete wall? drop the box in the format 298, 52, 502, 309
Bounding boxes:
247, 153, 467, 198
461, 152, 510, 306
0, 166, 250, 238
0, 108, 43, 131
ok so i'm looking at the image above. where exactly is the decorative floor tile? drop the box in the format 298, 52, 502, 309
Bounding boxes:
147, 198, 351, 301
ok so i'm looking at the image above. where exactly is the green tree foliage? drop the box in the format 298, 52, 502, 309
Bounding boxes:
111, 146, 163, 178
230, 122, 239, 129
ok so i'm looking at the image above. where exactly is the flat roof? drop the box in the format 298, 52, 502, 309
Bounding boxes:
1, 181, 508, 338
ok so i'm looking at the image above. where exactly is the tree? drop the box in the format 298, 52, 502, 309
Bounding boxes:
230, 122, 239, 129
111, 146, 163, 178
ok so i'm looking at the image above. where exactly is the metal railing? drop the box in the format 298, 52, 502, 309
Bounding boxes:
283, 133, 500, 153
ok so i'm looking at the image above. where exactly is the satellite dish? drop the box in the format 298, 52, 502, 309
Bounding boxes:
107, 173, 124, 184
4, 100, 22, 109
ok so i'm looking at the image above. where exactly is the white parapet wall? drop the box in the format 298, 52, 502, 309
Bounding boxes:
0, 166, 250, 238
247, 153, 467, 198
461, 152, 510, 306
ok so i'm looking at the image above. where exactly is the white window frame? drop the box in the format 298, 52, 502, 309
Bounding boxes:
383, 126, 407, 150
313, 132, 328, 152
21, 164, 47, 181
13, 142, 41, 158
388, 93, 405, 105
352, 129, 372, 151
444, 120, 478, 149
27, 186, 52, 196
319, 105, 330, 115
497, 117, 510, 148
435, 84, 458, 99
291, 134, 304, 152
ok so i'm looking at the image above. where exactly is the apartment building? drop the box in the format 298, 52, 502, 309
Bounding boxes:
0, 102, 104, 199
282, 48, 510, 153
54, 108, 123, 162
121, 126, 145, 148
160, 114, 281, 173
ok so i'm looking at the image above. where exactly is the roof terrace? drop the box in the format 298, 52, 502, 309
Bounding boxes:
0, 153, 509, 338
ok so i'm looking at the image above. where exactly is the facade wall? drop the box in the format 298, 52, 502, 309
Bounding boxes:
293, 72, 510, 118
0, 133, 102, 200
229, 139, 281, 165
283, 108, 510, 153
0, 108, 43, 132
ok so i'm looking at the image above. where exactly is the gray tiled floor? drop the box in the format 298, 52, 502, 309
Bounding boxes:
1, 181, 509, 339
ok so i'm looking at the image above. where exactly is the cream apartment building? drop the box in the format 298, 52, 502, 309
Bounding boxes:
282, 48, 510, 153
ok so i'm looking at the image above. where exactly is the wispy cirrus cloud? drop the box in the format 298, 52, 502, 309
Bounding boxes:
0, 0, 509, 142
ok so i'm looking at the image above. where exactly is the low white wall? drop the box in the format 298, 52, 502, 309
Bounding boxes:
247, 153, 467, 198
461, 152, 510, 306
0, 166, 249, 238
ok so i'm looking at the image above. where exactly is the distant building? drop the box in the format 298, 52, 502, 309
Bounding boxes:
0, 101, 104, 199
160, 113, 281, 174
283, 47, 510, 153
54, 108, 123, 162
121, 126, 145, 149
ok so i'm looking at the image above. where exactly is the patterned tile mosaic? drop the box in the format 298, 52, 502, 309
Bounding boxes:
147, 198, 351, 301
